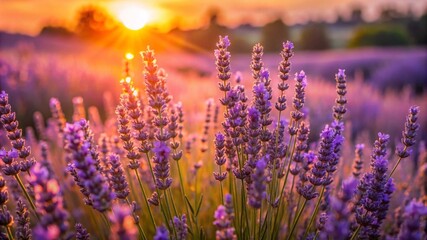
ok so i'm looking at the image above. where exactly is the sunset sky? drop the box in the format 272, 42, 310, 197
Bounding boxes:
1, 0, 426, 36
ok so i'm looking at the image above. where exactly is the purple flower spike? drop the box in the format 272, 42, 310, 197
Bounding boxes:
283, 41, 294, 51
214, 204, 237, 240
30, 163, 69, 238
173, 214, 188, 240
222, 36, 230, 48
152, 141, 172, 190
64, 122, 113, 212
154, 226, 169, 240
248, 157, 267, 209
398, 199, 427, 240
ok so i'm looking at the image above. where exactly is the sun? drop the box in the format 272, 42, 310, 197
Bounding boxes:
117, 3, 151, 30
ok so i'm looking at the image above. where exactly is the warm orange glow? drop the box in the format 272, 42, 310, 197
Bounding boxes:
125, 52, 134, 60
117, 3, 151, 30
132, 89, 139, 97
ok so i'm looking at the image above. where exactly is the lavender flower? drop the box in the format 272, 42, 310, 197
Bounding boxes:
245, 107, 262, 169
0, 91, 31, 163
214, 132, 228, 181
250, 43, 264, 82
214, 205, 237, 240
397, 106, 420, 159
169, 105, 182, 161
15, 199, 32, 240
109, 204, 137, 240
290, 122, 310, 176
72, 96, 86, 122
75, 223, 90, 240
201, 99, 213, 153
215, 35, 232, 85
353, 133, 395, 239
352, 144, 365, 178
116, 98, 141, 169
30, 163, 69, 238
275, 41, 294, 112
291, 71, 307, 122
108, 153, 130, 199
333, 69, 347, 121
33, 111, 47, 141
141, 47, 172, 142
49, 97, 66, 135
397, 199, 427, 240
0, 177, 13, 232
154, 225, 170, 240
0, 148, 21, 176
252, 80, 272, 143
248, 157, 267, 209
64, 122, 113, 212
152, 141, 172, 190
148, 192, 160, 206
309, 125, 336, 187
173, 214, 188, 240
325, 178, 357, 239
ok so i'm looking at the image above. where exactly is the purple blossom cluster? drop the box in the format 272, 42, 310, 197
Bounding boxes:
64, 120, 113, 212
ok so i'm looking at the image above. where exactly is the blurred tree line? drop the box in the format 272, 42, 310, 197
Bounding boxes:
38, 4, 427, 52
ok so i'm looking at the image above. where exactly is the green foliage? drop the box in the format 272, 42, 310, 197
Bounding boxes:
299, 23, 330, 50
348, 24, 411, 47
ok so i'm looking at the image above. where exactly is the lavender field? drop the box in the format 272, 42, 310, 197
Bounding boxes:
0, 33, 426, 240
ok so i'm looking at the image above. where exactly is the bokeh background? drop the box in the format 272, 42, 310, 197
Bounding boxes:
1, 0, 426, 166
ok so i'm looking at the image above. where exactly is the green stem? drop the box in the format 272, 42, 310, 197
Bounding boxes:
6, 226, 13, 240
304, 185, 326, 237
164, 190, 178, 239
14, 175, 40, 220
286, 199, 307, 240
168, 188, 178, 216
134, 170, 157, 230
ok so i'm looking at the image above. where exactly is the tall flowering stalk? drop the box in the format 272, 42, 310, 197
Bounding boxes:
397, 199, 427, 240
352, 144, 365, 178
116, 74, 157, 232
250, 43, 264, 83
0, 91, 38, 219
141, 47, 180, 236
0, 177, 13, 239
215, 35, 232, 101
333, 69, 347, 122
15, 198, 32, 240
389, 106, 420, 178
64, 120, 113, 212
350, 133, 395, 239
214, 194, 237, 240
30, 163, 69, 239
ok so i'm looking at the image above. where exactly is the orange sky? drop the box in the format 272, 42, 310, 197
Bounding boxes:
0, 0, 426, 36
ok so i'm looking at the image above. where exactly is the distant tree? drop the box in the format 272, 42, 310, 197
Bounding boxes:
350, 7, 364, 23
348, 24, 411, 47
75, 5, 118, 38
299, 23, 330, 50
261, 19, 290, 52
407, 12, 427, 45
39, 26, 74, 37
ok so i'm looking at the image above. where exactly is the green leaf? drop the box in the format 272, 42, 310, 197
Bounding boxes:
195, 194, 204, 217
184, 195, 194, 215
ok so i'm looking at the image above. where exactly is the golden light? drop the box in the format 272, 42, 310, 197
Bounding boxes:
117, 3, 151, 30
125, 52, 134, 60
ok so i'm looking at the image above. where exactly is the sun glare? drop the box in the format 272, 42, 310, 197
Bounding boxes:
118, 3, 151, 30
